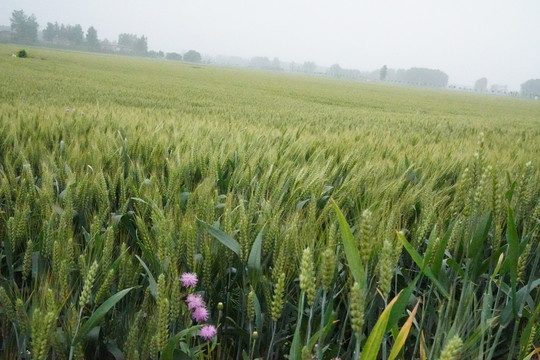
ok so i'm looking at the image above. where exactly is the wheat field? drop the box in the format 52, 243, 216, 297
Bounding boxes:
0, 45, 539, 360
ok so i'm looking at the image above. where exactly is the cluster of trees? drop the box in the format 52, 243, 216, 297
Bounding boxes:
219, 57, 318, 74
5, 9, 202, 63
165, 50, 201, 62
521, 79, 540, 98
326, 64, 363, 79
380, 65, 388, 80
183, 50, 202, 62
9, 10, 38, 43
474, 77, 488, 92
327, 65, 448, 87
471, 77, 539, 98
42, 22, 97, 49
7, 11, 537, 95
300, 61, 317, 73
473, 78, 510, 95
42, 22, 148, 55
288, 61, 318, 73
249, 56, 281, 70
388, 67, 449, 88
117, 33, 148, 55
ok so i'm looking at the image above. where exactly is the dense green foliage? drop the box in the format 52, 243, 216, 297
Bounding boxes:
183, 50, 201, 63
0, 45, 539, 359
42, 22, 84, 47
521, 79, 540, 98
9, 10, 39, 44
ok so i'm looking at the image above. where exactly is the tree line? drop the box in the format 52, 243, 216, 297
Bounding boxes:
379, 66, 449, 88
5, 9, 202, 62
5, 10, 539, 95
325, 64, 449, 88
473, 77, 539, 98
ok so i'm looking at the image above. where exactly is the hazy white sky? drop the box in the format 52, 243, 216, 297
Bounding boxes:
2, 0, 539, 90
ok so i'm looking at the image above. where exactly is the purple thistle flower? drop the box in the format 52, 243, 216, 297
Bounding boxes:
200, 324, 217, 340
186, 294, 204, 310
192, 306, 209, 322
180, 272, 198, 287
65, 109, 70, 112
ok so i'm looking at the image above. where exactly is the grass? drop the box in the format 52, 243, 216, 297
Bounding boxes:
0, 44, 539, 359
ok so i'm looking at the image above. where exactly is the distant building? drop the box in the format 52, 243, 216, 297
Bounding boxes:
490, 84, 508, 94
99, 40, 131, 53
0, 29, 13, 43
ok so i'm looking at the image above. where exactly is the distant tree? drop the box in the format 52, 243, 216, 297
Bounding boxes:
59, 24, 83, 46
384, 68, 396, 81
474, 77, 487, 92
272, 57, 281, 70
166, 52, 182, 61
521, 79, 540, 98
396, 67, 448, 88
184, 50, 202, 62
290, 61, 297, 72
133, 35, 148, 55
43, 22, 59, 42
74, 25, 84, 45
380, 65, 387, 81
60, 24, 66, 39
117, 33, 147, 55
395, 69, 406, 82
327, 64, 343, 78
250, 56, 271, 69
118, 33, 138, 51
341, 68, 362, 80
302, 61, 316, 73
86, 26, 100, 50
148, 50, 163, 58
10, 10, 38, 43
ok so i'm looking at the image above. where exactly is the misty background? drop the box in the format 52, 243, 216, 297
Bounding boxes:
2, 0, 540, 91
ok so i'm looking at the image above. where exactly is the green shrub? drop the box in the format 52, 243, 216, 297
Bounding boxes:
17, 49, 27, 58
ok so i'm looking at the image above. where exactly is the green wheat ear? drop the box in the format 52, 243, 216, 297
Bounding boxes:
247, 287, 255, 322
0, 287, 16, 322
350, 281, 365, 335
299, 247, 316, 306
438, 335, 463, 360
271, 272, 286, 321
22, 239, 33, 282
320, 247, 336, 291
377, 239, 394, 298
359, 209, 373, 265
79, 261, 99, 308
